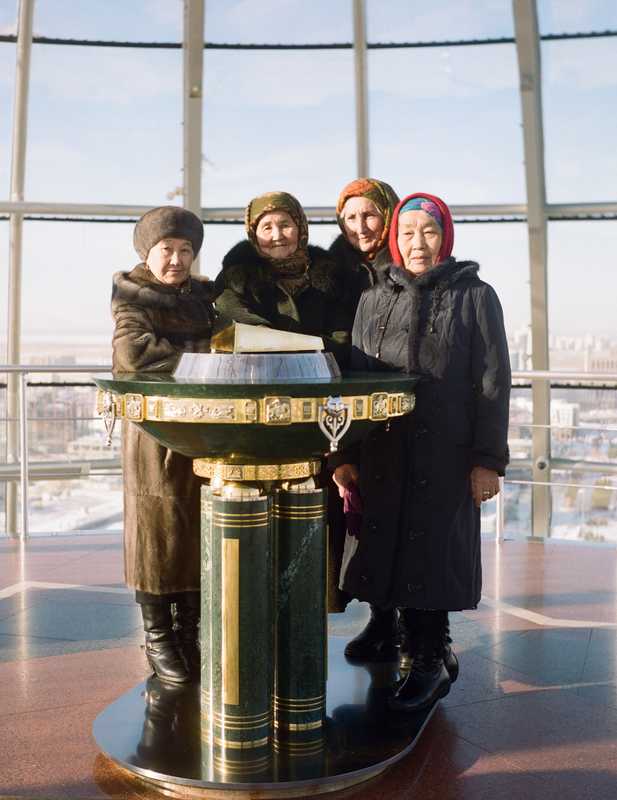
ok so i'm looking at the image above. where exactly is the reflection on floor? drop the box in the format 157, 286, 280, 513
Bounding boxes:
0, 533, 616, 799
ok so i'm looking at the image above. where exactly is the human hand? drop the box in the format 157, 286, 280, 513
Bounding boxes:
333, 464, 359, 499
470, 466, 500, 509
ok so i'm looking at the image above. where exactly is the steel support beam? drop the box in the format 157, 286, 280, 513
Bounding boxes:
183, 0, 204, 274
2, 200, 617, 220
513, 0, 551, 539
6, 0, 34, 538
352, 0, 369, 177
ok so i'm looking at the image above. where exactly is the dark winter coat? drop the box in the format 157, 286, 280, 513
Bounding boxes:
112, 264, 219, 595
342, 258, 511, 610
214, 241, 352, 366
215, 239, 356, 611
326, 234, 391, 611
328, 234, 391, 315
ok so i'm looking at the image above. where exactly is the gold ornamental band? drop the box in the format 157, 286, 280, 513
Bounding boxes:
273, 510, 325, 520
203, 735, 270, 750
273, 740, 325, 754
213, 755, 270, 773
274, 719, 323, 731
274, 693, 325, 704
97, 389, 415, 425
195, 459, 321, 482
213, 720, 271, 731
210, 708, 271, 723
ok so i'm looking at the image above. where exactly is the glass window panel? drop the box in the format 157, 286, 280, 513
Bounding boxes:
201, 223, 244, 281
367, 0, 515, 42
543, 39, 617, 202
0, 42, 15, 197
548, 221, 615, 365
26, 45, 182, 204
368, 45, 526, 205
0, 221, 8, 359
0, 1, 17, 33
453, 222, 531, 365
202, 50, 355, 207
205, 1, 352, 45
28, 475, 123, 535
33, 0, 181, 41
538, 1, 617, 35
21, 220, 136, 360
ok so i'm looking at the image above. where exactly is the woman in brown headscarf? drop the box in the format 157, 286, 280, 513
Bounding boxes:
214, 191, 349, 362
329, 178, 399, 316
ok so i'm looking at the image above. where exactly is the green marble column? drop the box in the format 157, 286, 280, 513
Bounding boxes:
273, 484, 327, 758
201, 484, 273, 778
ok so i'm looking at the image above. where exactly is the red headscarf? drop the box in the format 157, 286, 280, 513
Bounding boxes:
388, 192, 454, 268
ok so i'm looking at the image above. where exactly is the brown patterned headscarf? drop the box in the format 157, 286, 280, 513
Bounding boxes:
245, 191, 310, 294
336, 178, 399, 259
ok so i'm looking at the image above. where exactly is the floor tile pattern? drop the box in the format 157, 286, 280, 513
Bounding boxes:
0, 534, 616, 799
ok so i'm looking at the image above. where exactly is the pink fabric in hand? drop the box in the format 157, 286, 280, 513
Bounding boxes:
343, 483, 363, 539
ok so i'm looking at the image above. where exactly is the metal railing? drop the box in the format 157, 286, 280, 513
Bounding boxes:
1, 365, 114, 539
1, 365, 617, 541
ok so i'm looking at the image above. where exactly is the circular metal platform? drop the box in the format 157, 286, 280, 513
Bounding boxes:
93, 638, 437, 798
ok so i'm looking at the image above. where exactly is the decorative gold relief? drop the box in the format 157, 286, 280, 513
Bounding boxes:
400, 393, 416, 414
263, 396, 292, 424
96, 389, 415, 425
194, 459, 321, 482
369, 392, 389, 420
244, 400, 258, 421
124, 393, 144, 421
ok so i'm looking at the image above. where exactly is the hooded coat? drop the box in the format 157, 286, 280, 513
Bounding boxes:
112, 264, 219, 594
341, 254, 511, 610
214, 240, 352, 365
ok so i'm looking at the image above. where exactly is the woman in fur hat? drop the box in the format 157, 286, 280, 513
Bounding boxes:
112, 206, 221, 685
329, 178, 399, 315
333, 192, 511, 712
214, 191, 350, 363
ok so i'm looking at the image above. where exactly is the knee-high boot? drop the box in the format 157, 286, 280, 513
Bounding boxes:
173, 592, 200, 678
344, 604, 399, 662
140, 601, 190, 685
389, 609, 451, 712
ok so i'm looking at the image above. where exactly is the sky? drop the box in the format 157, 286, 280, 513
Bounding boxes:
0, 0, 616, 354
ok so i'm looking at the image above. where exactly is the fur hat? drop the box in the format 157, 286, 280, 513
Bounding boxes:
133, 206, 204, 260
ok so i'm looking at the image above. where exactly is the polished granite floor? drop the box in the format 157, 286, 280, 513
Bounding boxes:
1, 533, 617, 799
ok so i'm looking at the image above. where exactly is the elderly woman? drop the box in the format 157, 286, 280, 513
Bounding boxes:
214, 191, 349, 361
334, 192, 511, 712
214, 190, 353, 613
327, 177, 400, 628
112, 206, 220, 685
329, 178, 399, 310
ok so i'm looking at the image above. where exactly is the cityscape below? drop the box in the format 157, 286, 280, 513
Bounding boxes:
1, 331, 616, 543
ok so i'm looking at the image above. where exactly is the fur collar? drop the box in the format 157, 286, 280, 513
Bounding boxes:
379, 258, 480, 291
112, 264, 216, 310
219, 239, 341, 297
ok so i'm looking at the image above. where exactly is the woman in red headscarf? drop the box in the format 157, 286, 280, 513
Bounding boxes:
333, 192, 511, 712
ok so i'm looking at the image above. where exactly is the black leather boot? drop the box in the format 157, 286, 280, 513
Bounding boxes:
344, 604, 399, 662
173, 592, 200, 679
399, 609, 459, 682
442, 617, 459, 683
389, 610, 451, 713
141, 602, 190, 685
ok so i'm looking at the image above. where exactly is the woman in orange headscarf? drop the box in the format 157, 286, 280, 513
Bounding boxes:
329, 178, 399, 319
